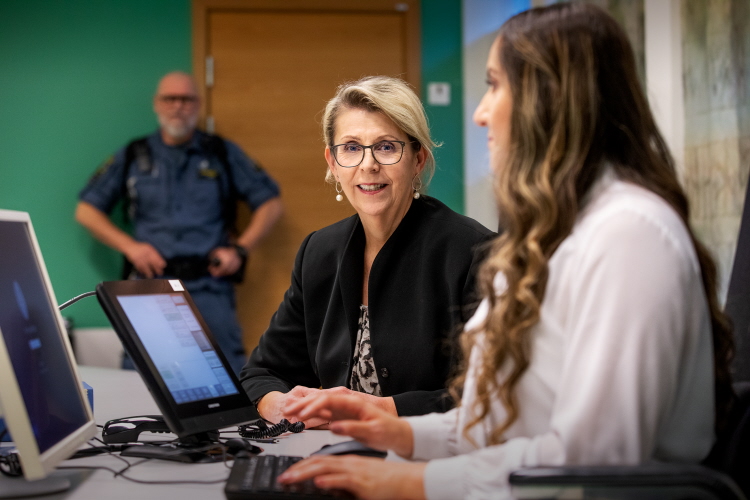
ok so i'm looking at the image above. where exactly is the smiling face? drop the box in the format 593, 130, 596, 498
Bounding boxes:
473, 39, 513, 172
325, 108, 425, 231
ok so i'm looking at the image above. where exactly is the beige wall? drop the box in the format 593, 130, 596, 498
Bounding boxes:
682, 0, 750, 296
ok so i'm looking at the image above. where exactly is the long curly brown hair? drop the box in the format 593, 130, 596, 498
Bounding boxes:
450, 2, 734, 446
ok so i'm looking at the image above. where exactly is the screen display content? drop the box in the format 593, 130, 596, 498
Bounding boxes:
95, 278, 257, 461
116, 294, 238, 404
0, 210, 96, 495
0, 221, 89, 454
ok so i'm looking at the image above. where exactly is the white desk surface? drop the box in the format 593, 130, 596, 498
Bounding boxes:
50, 366, 352, 500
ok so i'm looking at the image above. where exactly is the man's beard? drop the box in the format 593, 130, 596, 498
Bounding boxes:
159, 114, 198, 142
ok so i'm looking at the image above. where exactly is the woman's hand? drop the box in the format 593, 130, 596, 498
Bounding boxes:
258, 387, 398, 430
256, 387, 329, 428
277, 455, 426, 500
285, 393, 414, 458
318, 387, 398, 416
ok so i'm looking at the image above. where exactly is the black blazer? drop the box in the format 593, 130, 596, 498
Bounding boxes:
240, 196, 495, 416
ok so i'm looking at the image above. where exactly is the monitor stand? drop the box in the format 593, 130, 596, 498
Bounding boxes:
120, 430, 226, 463
0, 473, 71, 498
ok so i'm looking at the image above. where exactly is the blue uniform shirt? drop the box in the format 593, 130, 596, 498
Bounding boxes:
80, 130, 280, 260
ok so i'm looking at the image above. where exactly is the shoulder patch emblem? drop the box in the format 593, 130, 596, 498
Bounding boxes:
90, 155, 115, 181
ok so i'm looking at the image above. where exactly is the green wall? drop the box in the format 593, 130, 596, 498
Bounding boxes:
421, 0, 464, 211
0, 1, 462, 328
0, 0, 191, 327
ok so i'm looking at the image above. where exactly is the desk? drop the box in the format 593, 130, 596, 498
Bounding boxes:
52, 366, 352, 500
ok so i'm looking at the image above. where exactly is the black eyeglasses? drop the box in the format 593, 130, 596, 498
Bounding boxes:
158, 94, 199, 105
331, 141, 406, 168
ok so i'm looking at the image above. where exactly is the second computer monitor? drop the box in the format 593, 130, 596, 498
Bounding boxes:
96, 279, 256, 442
0, 209, 96, 482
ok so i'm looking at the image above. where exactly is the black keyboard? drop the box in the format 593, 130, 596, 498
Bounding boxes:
224, 455, 353, 500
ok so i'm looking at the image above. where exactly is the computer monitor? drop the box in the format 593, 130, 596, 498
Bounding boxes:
95, 279, 257, 461
0, 209, 97, 495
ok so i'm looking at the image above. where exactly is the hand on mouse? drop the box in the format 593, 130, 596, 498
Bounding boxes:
284, 393, 414, 459
277, 455, 426, 500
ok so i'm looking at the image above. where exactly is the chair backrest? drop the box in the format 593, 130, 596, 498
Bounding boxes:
722, 179, 750, 496
704, 382, 750, 497
726, 179, 750, 382
724, 382, 750, 496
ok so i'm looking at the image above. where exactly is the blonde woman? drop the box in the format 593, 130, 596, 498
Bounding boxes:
278, 4, 734, 499
240, 76, 494, 426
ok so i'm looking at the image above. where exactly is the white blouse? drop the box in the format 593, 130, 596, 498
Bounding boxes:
406, 172, 715, 500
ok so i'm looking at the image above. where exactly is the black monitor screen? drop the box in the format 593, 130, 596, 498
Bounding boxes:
0, 221, 90, 453
96, 279, 255, 439
116, 294, 238, 404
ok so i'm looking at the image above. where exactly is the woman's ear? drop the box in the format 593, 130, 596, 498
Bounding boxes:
325, 147, 337, 180
414, 145, 427, 175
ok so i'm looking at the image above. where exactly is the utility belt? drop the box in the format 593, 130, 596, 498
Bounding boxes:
123, 253, 247, 283
163, 255, 214, 281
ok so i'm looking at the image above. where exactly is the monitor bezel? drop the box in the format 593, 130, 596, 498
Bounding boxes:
95, 279, 256, 439
0, 209, 97, 481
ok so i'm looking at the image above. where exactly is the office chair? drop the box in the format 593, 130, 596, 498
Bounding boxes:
726, 171, 750, 383
509, 182, 750, 500
509, 382, 750, 499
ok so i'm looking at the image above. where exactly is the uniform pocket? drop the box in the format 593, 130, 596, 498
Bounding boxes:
132, 176, 167, 219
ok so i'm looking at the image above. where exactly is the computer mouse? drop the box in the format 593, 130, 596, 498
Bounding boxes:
311, 440, 387, 459
102, 415, 172, 444
224, 438, 262, 458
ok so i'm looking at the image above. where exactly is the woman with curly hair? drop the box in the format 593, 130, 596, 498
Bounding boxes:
277, 3, 734, 499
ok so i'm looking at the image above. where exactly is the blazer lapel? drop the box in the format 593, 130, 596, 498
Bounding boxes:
367, 198, 423, 355
338, 219, 366, 352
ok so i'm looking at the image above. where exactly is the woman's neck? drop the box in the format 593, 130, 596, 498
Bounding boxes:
360, 199, 413, 250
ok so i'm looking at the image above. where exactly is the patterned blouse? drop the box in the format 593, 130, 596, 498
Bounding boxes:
349, 305, 382, 396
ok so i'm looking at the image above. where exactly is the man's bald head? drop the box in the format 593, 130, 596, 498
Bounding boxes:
153, 72, 201, 145
155, 71, 199, 97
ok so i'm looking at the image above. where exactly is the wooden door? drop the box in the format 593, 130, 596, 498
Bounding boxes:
193, 0, 421, 352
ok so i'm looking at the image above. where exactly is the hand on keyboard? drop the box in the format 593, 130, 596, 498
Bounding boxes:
277, 454, 427, 500
225, 455, 353, 499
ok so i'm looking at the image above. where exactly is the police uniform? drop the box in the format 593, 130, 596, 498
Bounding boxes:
80, 130, 280, 374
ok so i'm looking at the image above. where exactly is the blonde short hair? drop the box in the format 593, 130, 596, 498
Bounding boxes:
322, 76, 437, 189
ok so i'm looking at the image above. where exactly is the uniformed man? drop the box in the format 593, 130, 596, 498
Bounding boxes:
76, 71, 283, 374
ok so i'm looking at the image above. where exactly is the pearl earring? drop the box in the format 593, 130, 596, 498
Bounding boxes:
335, 181, 343, 202
412, 176, 422, 199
